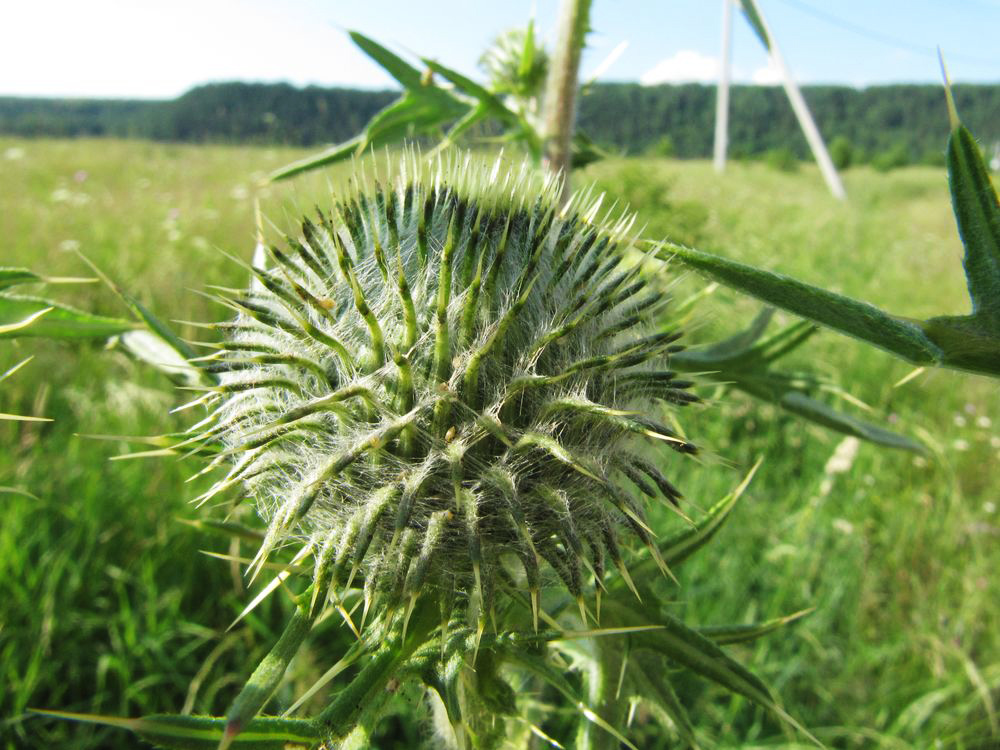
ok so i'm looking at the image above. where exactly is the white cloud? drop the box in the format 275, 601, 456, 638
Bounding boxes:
751, 55, 783, 86
640, 50, 719, 86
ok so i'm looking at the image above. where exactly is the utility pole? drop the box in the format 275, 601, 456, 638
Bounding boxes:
713, 0, 734, 173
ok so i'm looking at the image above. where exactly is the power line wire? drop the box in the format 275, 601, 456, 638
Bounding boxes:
771, 0, 1000, 68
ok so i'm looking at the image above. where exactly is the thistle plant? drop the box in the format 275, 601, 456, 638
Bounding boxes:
175, 152, 710, 747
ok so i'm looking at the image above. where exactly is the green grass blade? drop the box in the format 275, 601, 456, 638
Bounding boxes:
0, 295, 135, 339
660, 242, 943, 365
31, 710, 320, 749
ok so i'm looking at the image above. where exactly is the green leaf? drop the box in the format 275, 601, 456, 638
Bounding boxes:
362, 92, 466, 147
506, 651, 639, 750
0, 268, 42, 290
350, 30, 424, 89
658, 459, 755, 566
627, 459, 759, 582
75, 253, 199, 363
602, 601, 820, 746
674, 310, 923, 452
116, 329, 202, 386
519, 19, 537, 81
0, 267, 95, 291
945, 121, 1000, 328
775, 390, 924, 452
699, 608, 814, 646
571, 131, 608, 169
628, 653, 700, 748
920, 314, 1000, 376
268, 136, 364, 182
0, 303, 52, 334
221, 607, 315, 749
31, 710, 320, 750
685, 307, 775, 362
0, 295, 135, 339
604, 601, 771, 704
421, 58, 518, 126
660, 242, 944, 365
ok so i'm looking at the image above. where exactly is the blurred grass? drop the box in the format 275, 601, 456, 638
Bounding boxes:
2, 138, 998, 749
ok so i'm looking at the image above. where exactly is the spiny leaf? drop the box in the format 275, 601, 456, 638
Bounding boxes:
0, 412, 52, 422
602, 601, 821, 747
0, 267, 95, 290
76, 252, 199, 363
268, 136, 363, 182
350, 30, 425, 89
699, 608, 814, 646
942, 72, 1000, 328
628, 653, 700, 748
221, 607, 316, 749
660, 242, 943, 366
637, 458, 761, 575
506, 651, 639, 750
776, 391, 924, 453
31, 710, 320, 750
421, 58, 518, 127
0, 295, 135, 339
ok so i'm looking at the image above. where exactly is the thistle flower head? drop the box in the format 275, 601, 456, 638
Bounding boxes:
193, 152, 697, 633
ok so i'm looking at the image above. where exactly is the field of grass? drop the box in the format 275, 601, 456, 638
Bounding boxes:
2, 137, 998, 749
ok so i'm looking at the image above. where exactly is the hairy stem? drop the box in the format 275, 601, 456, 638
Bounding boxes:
542, 0, 592, 198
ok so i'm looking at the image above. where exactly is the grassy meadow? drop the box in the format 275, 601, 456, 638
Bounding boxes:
2, 137, 998, 749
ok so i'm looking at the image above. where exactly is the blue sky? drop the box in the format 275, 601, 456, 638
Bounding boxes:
2, 1, 998, 98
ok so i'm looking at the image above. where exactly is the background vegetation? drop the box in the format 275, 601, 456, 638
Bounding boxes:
2, 81, 999, 166
2, 136, 998, 748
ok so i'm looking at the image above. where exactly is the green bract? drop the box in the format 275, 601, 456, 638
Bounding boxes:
192, 153, 697, 638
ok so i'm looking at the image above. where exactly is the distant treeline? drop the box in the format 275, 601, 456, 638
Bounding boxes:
2, 81, 998, 164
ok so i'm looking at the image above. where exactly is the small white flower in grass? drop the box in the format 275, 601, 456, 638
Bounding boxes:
819, 436, 859, 497
983, 501, 996, 514
58, 240, 80, 253
952, 439, 969, 451
954, 414, 967, 428
832, 518, 854, 535
4, 147, 25, 160
976, 416, 991, 429
824, 436, 859, 475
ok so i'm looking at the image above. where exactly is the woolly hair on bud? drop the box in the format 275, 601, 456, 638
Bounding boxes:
189, 150, 698, 631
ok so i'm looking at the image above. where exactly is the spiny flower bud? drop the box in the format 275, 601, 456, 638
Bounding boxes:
190, 153, 697, 634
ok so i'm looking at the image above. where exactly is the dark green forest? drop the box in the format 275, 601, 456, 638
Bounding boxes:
2, 81, 998, 165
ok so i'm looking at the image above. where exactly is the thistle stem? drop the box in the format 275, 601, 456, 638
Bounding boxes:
542, 0, 592, 199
